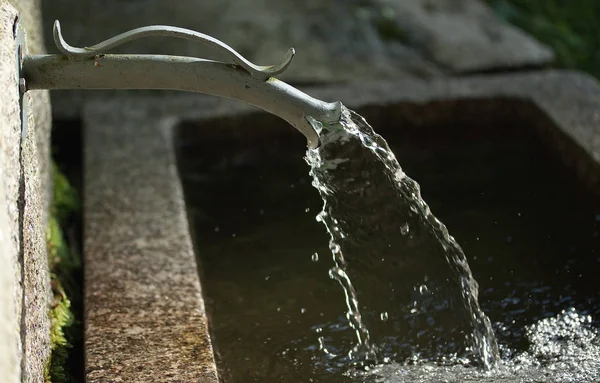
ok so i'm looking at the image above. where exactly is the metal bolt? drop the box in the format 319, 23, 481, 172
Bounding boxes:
13, 17, 19, 39
19, 78, 26, 94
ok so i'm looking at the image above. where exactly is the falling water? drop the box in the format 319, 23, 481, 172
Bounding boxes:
304, 106, 500, 368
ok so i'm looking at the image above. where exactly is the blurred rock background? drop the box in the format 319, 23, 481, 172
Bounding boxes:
42, 0, 553, 85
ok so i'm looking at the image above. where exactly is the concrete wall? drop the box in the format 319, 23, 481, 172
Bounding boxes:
0, 0, 52, 381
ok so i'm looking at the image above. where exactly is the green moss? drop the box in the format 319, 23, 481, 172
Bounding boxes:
46, 162, 81, 383
45, 274, 74, 383
51, 163, 79, 224
485, 0, 600, 78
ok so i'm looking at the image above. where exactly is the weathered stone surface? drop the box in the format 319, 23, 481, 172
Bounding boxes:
83, 104, 219, 382
11, 0, 52, 217
12, 0, 53, 379
0, 3, 26, 381
376, 0, 554, 72
0, 0, 53, 381
0, 6, 20, 364
0, 10, 23, 378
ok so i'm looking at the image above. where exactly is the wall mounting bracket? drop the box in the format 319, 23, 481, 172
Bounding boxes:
14, 17, 28, 142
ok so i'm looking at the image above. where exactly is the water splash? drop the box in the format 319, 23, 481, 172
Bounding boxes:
305, 106, 499, 368
351, 308, 600, 382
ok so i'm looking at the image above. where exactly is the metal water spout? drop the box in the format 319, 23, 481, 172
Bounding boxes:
19, 20, 343, 148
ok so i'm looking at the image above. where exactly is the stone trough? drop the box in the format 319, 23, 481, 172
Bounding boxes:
79, 71, 599, 381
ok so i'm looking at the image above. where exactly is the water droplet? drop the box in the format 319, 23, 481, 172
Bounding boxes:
311, 252, 319, 262
361, 170, 369, 178
259, 209, 265, 215
232, 233, 236, 238
400, 223, 410, 235
318, 336, 325, 350
394, 169, 405, 180
305, 207, 310, 213
265, 276, 270, 281
290, 184, 295, 189
214, 227, 219, 232
380, 312, 389, 321
306, 116, 324, 134
419, 284, 428, 294
301, 308, 306, 314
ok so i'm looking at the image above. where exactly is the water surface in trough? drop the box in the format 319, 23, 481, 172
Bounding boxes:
177, 104, 600, 382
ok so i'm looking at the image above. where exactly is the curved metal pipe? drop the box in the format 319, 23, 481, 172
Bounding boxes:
20, 21, 343, 148
23, 54, 340, 148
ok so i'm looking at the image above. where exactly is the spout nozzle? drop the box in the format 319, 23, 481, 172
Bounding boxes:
301, 101, 342, 149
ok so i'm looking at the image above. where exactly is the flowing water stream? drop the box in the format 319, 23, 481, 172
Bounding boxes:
177, 103, 600, 382
305, 107, 499, 368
